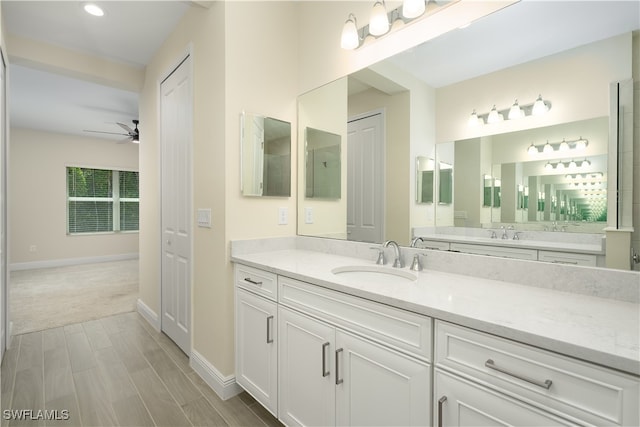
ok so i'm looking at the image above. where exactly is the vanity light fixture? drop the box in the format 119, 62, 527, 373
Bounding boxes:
468, 110, 483, 126
341, 0, 448, 50
469, 95, 551, 127
545, 158, 592, 171
526, 137, 588, 155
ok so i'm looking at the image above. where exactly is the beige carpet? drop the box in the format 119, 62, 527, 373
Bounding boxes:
9, 259, 138, 335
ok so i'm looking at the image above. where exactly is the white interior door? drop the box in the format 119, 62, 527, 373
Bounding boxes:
161, 55, 192, 355
0, 50, 7, 360
347, 111, 384, 243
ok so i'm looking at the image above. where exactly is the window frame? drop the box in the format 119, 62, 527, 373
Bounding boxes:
66, 165, 139, 235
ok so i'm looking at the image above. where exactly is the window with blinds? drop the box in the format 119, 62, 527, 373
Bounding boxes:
67, 167, 139, 234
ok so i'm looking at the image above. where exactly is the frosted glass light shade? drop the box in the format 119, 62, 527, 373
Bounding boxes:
532, 94, 549, 115
402, 0, 425, 19
575, 138, 588, 150
341, 16, 360, 50
559, 139, 569, 151
487, 105, 502, 124
545, 162, 553, 171
369, 1, 390, 36
527, 143, 538, 155
508, 100, 523, 120
468, 110, 482, 126
543, 141, 553, 153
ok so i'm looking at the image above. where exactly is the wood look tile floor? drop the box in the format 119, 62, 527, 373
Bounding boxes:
1, 312, 282, 427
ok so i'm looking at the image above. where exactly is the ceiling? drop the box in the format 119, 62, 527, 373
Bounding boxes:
4, 1, 639, 141
4, 1, 190, 140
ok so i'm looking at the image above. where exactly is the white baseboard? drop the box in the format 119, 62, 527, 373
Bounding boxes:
9, 253, 139, 271
190, 350, 243, 401
136, 299, 160, 331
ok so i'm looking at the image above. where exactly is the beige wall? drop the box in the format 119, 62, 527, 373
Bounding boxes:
9, 128, 139, 266
139, 2, 298, 376
632, 32, 639, 271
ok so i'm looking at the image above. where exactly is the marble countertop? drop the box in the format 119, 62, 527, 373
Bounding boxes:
232, 249, 639, 376
418, 234, 604, 254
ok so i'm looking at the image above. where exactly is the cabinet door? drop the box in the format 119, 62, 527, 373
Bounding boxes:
279, 307, 335, 427
335, 331, 431, 426
434, 369, 575, 426
235, 288, 278, 415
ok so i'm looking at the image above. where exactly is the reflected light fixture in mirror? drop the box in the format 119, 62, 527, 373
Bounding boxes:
83, 3, 104, 16
527, 137, 588, 155
468, 95, 551, 126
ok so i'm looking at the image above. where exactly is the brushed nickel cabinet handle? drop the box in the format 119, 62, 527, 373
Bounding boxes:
322, 342, 330, 377
437, 396, 447, 427
485, 359, 552, 389
243, 277, 262, 285
335, 348, 344, 385
266, 315, 274, 344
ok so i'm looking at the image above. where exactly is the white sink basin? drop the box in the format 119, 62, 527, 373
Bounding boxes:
331, 265, 417, 283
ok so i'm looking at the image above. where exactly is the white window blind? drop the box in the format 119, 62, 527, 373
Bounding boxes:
67, 167, 139, 234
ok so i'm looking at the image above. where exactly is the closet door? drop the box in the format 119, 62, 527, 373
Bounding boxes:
160, 55, 192, 354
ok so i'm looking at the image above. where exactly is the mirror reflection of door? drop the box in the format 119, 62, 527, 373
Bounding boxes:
347, 111, 384, 243
251, 115, 265, 195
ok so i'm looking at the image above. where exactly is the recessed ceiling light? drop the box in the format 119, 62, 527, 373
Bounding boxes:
84, 3, 104, 17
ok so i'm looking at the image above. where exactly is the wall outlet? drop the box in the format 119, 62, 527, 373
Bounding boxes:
197, 208, 212, 228
29, 245, 37, 252
278, 207, 288, 225
305, 207, 314, 224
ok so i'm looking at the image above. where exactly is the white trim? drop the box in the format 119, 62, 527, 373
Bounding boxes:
190, 349, 243, 401
136, 298, 160, 331
9, 252, 138, 271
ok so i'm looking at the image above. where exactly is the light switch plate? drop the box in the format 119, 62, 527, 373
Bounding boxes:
278, 207, 288, 225
197, 208, 212, 228
305, 207, 314, 224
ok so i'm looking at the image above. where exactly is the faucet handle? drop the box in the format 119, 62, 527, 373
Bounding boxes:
410, 252, 427, 272
488, 230, 497, 239
513, 231, 522, 240
369, 246, 386, 265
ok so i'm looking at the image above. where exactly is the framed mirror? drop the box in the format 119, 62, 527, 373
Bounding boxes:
240, 112, 291, 197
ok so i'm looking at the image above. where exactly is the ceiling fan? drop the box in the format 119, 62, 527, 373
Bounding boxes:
84, 119, 140, 143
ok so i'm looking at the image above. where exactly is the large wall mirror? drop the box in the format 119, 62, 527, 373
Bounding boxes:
241, 112, 291, 197
296, 1, 638, 267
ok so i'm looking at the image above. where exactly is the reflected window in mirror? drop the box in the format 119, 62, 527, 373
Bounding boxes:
483, 175, 492, 207
438, 162, 453, 205
241, 113, 291, 197
305, 127, 341, 199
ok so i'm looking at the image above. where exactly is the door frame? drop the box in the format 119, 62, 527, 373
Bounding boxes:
1, 47, 8, 358
157, 46, 194, 351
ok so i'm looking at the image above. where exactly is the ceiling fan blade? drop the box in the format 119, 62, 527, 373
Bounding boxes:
116, 122, 135, 133
83, 129, 129, 136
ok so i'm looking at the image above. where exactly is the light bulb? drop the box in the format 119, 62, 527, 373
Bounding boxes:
402, 0, 425, 19
369, 1, 390, 36
508, 99, 523, 120
487, 105, 502, 124
527, 143, 538, 155
543, 141, 553, 153
340, 14, 360, 50
532, 94, 549, 116
468, 110, 482, 127
84, 3, 104, 16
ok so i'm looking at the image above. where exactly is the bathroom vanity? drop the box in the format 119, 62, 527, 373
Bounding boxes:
232, 238, 639, 427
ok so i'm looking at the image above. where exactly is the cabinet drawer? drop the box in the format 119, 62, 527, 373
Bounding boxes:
235, 264, 277, 301
449, 243, 537, 260
435, 321, 639, 426
278, 276, 432, 361
538, 250, 597, 266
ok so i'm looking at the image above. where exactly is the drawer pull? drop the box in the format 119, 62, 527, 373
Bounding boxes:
335, 348, 344, 385
243, 277, 263, 286
322, 342, 330, 377
551, 260, 579, 265
437, 396, 447, 427
485, 359, 552, 390
266, 315, 274, 344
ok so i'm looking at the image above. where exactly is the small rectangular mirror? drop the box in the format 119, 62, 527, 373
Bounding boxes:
241, 112, 291, 197
416, 156, 434, 204
438, 162, 453, 205
483, 175, 492, 207
305, 127, 341, 199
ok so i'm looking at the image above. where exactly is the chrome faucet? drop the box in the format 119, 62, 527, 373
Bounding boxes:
500, 226, 508, 240
383, 240, 404, 268
410, 236, 424, 248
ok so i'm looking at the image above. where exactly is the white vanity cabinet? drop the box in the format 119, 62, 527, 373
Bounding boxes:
537, 250, 597, 266
449, 242, 538, 260
278, 306, 431, 427
234, 265, 278, 416
434, 321, 640, 426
